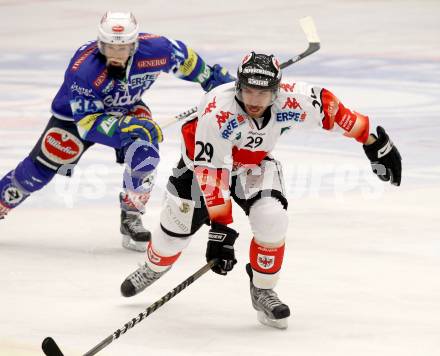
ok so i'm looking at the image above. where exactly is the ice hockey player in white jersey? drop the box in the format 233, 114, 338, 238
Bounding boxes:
120, 52, 402, 329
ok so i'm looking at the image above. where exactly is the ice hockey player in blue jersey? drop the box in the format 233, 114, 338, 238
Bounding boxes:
0, 12, 234, 251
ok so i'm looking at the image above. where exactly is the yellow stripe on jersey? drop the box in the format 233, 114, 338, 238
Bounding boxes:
120, 125, 153, 143
138, 118, 164, 143
77, 113, 101, 138
179, 47, 198, 76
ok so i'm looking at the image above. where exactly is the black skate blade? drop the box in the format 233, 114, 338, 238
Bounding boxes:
42, 337, 65, 356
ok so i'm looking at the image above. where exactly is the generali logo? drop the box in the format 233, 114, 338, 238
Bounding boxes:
93, 69, 108, 88
137, 57, 167, 69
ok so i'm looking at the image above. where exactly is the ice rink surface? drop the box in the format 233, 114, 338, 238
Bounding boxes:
1, 0, 439, 355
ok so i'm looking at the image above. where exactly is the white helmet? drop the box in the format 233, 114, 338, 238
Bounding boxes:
97, 11, 139, 51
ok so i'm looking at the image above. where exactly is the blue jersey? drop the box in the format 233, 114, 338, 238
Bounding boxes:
50, 33, 232, 148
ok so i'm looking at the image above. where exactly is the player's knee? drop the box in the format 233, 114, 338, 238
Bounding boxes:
160, 192, 195, 237
15, 156, 56, 192
151, 225, 192, 257
122, 141, 160, 191
249, 197, 288, 244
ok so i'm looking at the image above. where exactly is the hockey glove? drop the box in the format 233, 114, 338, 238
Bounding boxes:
118, 115, 163, 148
363, 126, 402, 186
201, 64, 235, 92
206, 223, 238, 275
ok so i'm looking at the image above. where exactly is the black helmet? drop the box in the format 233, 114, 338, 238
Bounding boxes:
236, 52, 282, 91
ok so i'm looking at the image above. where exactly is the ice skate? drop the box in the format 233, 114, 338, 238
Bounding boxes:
246, 264, 290, 329
121, 262, 170, 297
120, 210, 151, 252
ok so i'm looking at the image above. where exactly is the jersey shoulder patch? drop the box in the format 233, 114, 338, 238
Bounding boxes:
273, 90, 308, 124
70, 42, 100, 73
198, 85, 243, 140
135, 35, 172, 70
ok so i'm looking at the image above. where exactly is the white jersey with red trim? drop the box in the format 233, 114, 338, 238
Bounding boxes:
182, 81, 369, 171
180, 81, 370, 225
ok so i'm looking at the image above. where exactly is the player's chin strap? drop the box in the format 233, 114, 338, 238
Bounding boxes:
159, 16, 321, 129
41, 259, 219, 356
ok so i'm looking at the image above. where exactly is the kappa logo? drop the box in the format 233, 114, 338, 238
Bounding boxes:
280, 83, 295, 92
216, 111, 234, 128
257, 254, 275, 270
282, 97, 302, 110
202, 96, 217, 116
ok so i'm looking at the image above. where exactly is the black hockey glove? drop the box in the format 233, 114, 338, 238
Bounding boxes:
206, 223, 238, 275
363, 126, 402, 186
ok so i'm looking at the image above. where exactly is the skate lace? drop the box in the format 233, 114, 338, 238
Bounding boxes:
257, 289, 283, 309
129, 264, 153, 289
125, 215, 146, 234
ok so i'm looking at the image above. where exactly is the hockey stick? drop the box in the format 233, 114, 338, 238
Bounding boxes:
159, 16, 320, 128
42, 259, 219, 356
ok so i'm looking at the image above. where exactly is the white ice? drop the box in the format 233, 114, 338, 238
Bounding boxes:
1, 1, 439, 355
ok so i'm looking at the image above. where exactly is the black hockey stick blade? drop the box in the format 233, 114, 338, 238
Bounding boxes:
41, 259, 218, 356
42, 337, 64, 356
